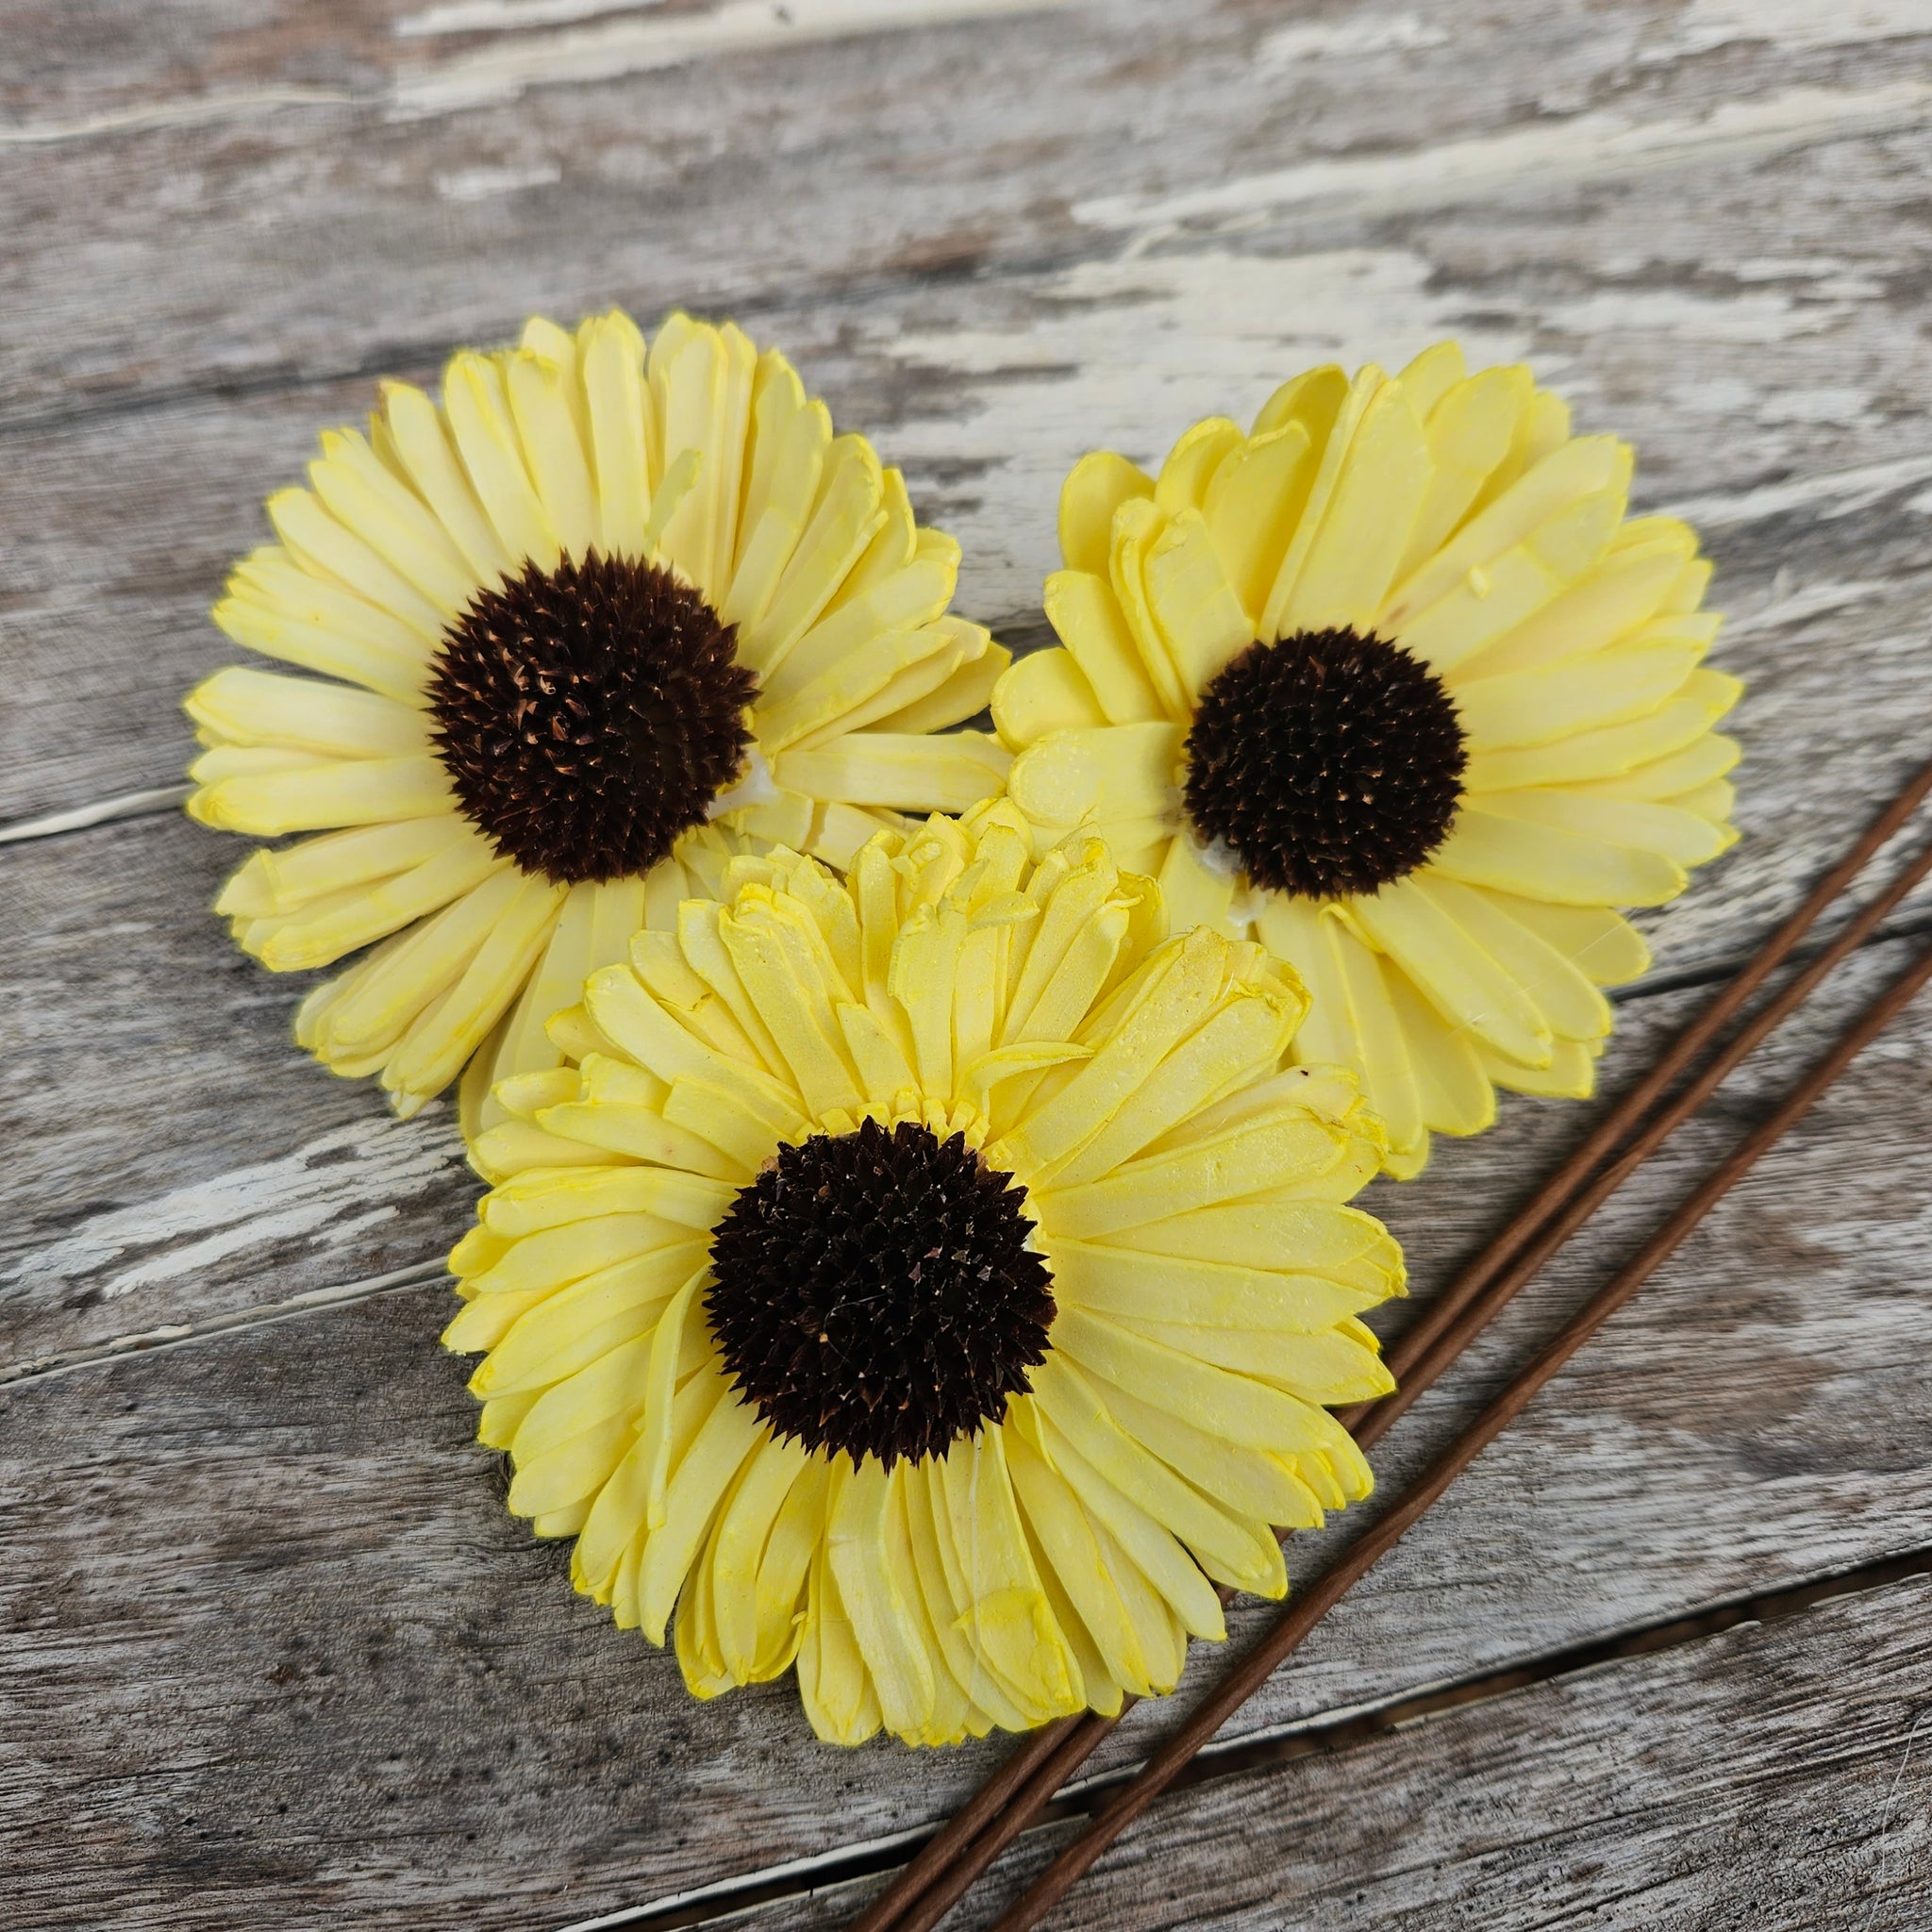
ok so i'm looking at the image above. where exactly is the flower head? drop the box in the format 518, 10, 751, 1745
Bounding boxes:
445, 801, 1399, 1746
188, 310, 1010, 1122
995, 343, 1740, 1175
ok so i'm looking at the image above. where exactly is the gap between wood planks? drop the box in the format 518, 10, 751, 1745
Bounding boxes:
537, 1544, 1932, 1932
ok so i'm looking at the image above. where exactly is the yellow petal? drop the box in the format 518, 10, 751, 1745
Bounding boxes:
1155, 416, 1243, 516
1059, 449, 1154, 575
1202, 422, 1314, 625
1274, 375, 1430, 637
1006, 722, 1181, 831
1427, 803, 1687, 907
1042, 571, 1165, 724
992, 645, 1107, 748
774, 731, 1010, 814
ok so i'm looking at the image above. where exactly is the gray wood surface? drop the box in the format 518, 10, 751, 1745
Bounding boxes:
4, 2, 1932, 1928
749, 1575, 1932, 1931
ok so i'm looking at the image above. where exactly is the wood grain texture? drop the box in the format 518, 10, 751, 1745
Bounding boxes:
744, 1574, 1932, 1931
5, 933, 1930, 1927
7, 2, 1932, 818
0, 808, 476, 1377
8, 1, 1932, 1924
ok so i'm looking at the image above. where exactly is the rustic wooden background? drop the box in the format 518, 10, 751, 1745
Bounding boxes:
7, 2, 1932, 1926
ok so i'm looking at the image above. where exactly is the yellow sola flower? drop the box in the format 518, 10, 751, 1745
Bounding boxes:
994, 343, 1741, 1176
186, 309, 1011, 1124
443, 800, 1399, 1745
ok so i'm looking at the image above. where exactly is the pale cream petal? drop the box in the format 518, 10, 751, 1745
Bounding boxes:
379, 378, 515, 587
186, 666, 426, 760
442, 351, 559, 569
507, 345, 598, 562
308, 428, 477, 618
188, 754, 453, 836
266, 488, 446, 641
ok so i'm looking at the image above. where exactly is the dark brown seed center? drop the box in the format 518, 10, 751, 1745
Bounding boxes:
1182, 625, 1467, 899
705, 1118, 1057, 1470
425, 550, 758, 885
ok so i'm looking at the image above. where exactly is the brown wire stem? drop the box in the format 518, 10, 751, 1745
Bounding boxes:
990, 926, 1932, 1932
846, 755, 1932, 1932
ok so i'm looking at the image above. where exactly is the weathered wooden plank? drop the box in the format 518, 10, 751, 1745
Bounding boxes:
745, 1574, 1932, 1931
5, 6, 1932, 816
5, 934, 1929, 1925
0, 808, 475, 1375
7, 1, 1923, 424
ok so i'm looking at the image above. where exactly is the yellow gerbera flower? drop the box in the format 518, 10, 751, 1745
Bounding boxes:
187, 309, 1011, 1124
993, 342, 1740, 1176
444, 800, 1399, 1746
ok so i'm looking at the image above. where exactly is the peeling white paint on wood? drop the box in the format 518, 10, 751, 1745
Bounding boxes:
1075, 82, 1932, 233
2, 1116, 464, 1307
387, 0, 1102, 115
